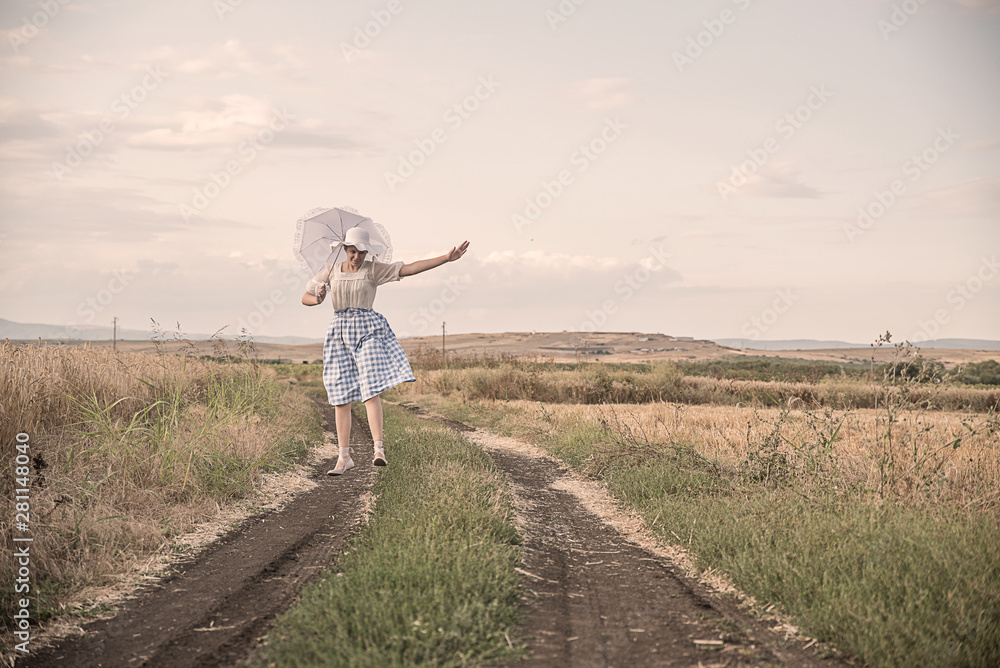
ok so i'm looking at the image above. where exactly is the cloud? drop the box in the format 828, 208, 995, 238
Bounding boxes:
0, 99, 123, 170
0, 54, 85, 73
907, 175, 1000, 218
452, 249, 681, 302
383, 247, 683, 337
870, 0, 1000, 10
561, 77, 636, 110
0, 181, 250, 244
126, 94, 288, 149
0, 97, 61, 143
457, 33, 495, 42
0, 93, 366, 167
122, 94, 366, 154
950, 0, 1000, 10
732, 163, 826, 199
961, 138, 1000, 151
480, 249, 627, 272
136, 39, 311, 81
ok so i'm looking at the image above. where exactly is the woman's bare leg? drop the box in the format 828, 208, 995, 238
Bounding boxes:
363, 394, 383, 442
335, 403, 352, 450
328, 402, 355, 475
364, 395, 387, 465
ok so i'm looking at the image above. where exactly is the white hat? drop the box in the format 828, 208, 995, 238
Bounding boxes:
331, 227, 375, 253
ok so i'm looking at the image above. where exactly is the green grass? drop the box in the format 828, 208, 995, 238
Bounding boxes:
409, 348, 996, 387
411, 361, 999, 412
413, 396, 1000, 668
611, 465, 1000, 667
675, 356, 869, 382
258, 404, 525, 667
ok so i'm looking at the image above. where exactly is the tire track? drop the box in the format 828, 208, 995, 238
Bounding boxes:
399, 403, 849, 668
22, 398, 373, 668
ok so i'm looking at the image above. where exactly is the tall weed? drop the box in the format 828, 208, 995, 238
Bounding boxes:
0, 340, 319, 645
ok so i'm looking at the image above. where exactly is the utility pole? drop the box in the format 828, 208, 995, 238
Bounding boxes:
113, 317, 117, 351
442, 321, 446, 367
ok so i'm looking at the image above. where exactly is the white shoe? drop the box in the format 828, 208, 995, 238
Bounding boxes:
373, 444, 387, 467
328, 449, 355, 475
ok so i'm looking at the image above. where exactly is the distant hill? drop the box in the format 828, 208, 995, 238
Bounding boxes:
3, 318, 996, 352
0, 318, 322, 346
711, 338, 1000, 351
913, 339, 1000, 351
5, 326, 996, 367
712, 339, 867, 351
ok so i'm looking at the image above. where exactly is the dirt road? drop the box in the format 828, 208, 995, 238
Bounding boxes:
22, 399, 849, 667
21, 399, 374, 668
400, 404, 849, 667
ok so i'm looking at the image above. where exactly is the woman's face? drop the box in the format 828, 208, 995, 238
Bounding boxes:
345, 245, 367, 265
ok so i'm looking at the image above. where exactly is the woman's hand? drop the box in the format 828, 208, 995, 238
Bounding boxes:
399, 242, 470, 277
446, 241, 470, 262
302, 282, 328, 306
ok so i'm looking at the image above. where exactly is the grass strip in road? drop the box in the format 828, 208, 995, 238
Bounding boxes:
401, 394, 1000, 668
260, 403, 524, 667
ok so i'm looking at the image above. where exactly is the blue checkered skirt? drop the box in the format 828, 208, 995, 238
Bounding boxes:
322, 307, 415, 405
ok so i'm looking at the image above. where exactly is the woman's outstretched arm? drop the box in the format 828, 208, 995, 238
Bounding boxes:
399, 241, 469, 277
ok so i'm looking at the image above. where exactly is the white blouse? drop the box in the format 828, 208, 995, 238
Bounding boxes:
306, 259, 404, 310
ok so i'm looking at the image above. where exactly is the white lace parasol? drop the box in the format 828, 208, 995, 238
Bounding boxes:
292, 206, 393, 277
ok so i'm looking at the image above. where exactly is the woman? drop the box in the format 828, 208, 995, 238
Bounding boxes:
302, 226, 470, 476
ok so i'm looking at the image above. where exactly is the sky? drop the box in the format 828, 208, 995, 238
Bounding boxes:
1, 0, 998, 345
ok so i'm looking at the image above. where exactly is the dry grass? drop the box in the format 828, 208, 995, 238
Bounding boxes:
0, 341, 319, 648
534, 401, 998, 507
392, 370, 1000, 510
395, 343, 1000, 509
407, 365, 1000, 412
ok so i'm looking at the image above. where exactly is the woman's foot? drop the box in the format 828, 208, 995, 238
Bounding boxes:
328, 447, 354, 475
327, 456, 354, 475
373, 443, 387, 467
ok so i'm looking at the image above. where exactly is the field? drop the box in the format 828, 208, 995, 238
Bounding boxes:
385, 341, 1000, 666
0, 342, 319, 636
22, 329, 1000, 367
3, 335, 999, 666
0, 342, 526, 666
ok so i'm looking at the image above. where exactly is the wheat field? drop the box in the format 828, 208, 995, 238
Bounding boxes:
509, 400, 997, 506
393, 357, 1000, 509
